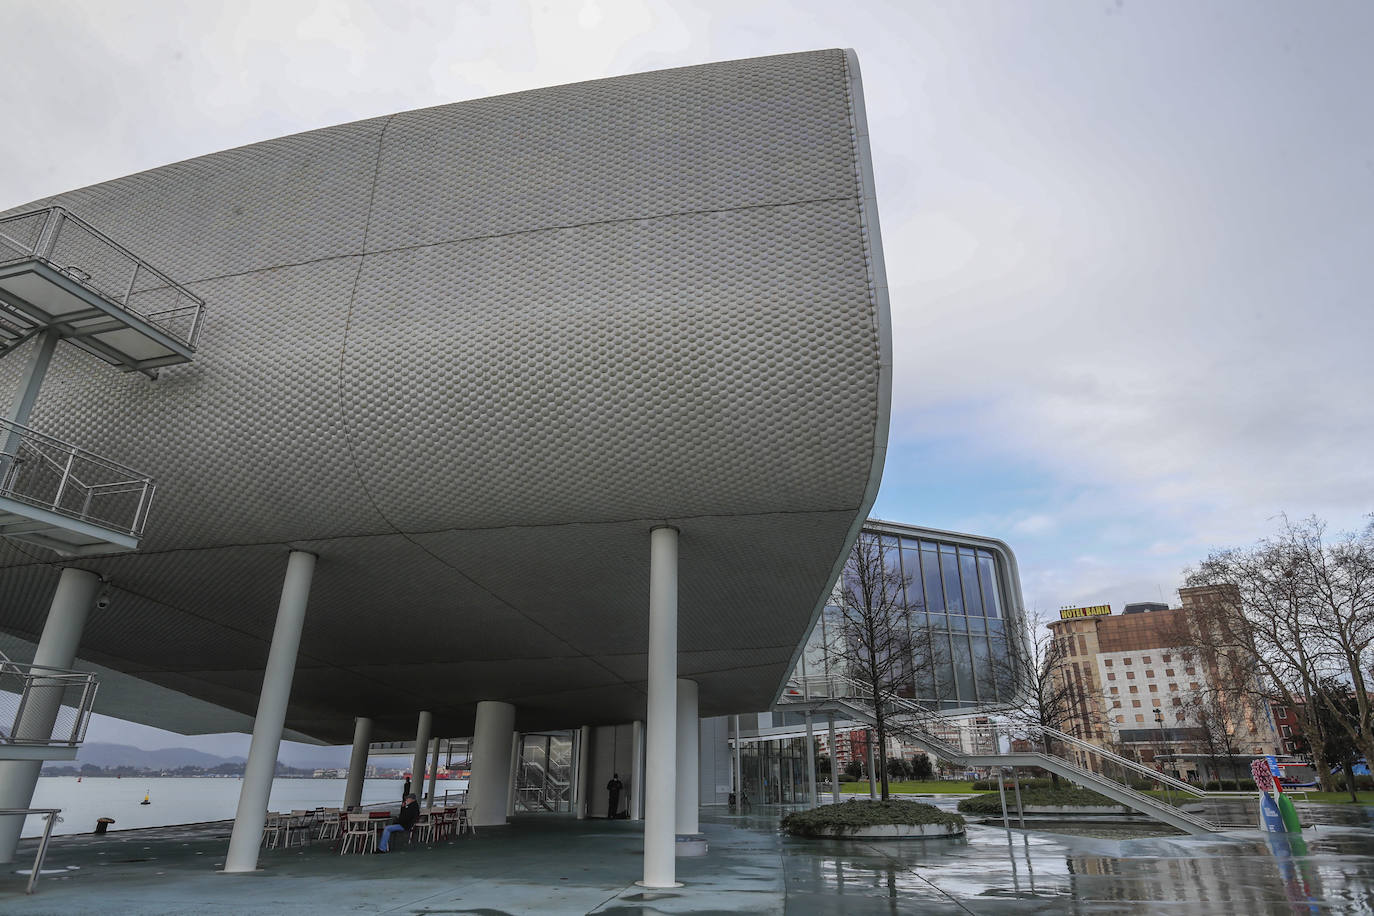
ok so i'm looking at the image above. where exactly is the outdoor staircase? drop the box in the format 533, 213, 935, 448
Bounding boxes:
778, 674, 1222, 835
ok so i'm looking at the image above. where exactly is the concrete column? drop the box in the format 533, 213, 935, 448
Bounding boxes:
639, 525, 680, 888
409, 711, 432, 802
469, 700, 514, 826
224, 550, 316, 873
732, 715, 742, 804
507, 731, 520, 817
828, 714, 840, 805
805, 712, 817, 808
866, 729, 877, 799
0, 567, 100, 864
630, 719, 645, 820
342, 717, 371, 809
426, 737, 440, 803
575, 725, 591, 819
675, 679, 699, 836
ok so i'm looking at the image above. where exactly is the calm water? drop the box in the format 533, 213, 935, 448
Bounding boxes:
20, 776, 468, 838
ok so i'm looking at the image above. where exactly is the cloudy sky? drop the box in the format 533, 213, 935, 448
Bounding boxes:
4, 0, 1371, 754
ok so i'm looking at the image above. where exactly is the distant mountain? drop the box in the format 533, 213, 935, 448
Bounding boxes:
49, 743, 247, 771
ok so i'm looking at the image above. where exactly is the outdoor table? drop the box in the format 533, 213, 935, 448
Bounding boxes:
368, 810, 393, 849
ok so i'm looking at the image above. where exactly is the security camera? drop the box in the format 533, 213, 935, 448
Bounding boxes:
95, 590, 111, 610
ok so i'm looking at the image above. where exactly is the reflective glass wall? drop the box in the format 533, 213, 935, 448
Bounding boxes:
797, 525, 1020, 712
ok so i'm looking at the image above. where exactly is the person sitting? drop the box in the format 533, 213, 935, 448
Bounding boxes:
378, 794, 420, 852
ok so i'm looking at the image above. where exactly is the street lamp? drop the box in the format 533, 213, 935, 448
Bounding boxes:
1153, 708, 1171, 777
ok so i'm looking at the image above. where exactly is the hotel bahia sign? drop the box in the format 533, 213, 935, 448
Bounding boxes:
1059, 604, 1112, 620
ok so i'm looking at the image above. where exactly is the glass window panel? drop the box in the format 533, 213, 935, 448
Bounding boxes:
949, 612, 967, 632
970, 636, 993, 702
959, 551, 983, 616
987, 619, 1005, 636
940, 552, 964, 613
902, 545, 925, 611
952, 637, 975, 703
977, 556, 1002, 619
928, 613, 947, 631
922, 550, 945, 613
989, 637, 1013, 697
935, 637, 956, 703
939, 543, 958, 555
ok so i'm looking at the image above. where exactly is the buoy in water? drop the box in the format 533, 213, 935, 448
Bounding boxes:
140, 792, 151, 806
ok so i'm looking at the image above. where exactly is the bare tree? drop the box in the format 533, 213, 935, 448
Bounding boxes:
995, 609, 1077, 785
1184, 687, 1246, 784
823, 532, 927, 800
1182, 515, 1374, 778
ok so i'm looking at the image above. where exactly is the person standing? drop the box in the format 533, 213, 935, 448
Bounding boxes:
402, 776, 412, 801
606, 773, 624, 819
378, 794, 420, 852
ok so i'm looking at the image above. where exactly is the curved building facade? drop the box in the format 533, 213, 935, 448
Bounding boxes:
0, 50, 891, 745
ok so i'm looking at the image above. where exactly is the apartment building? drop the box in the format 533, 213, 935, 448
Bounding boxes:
1048, 588, 1279, 780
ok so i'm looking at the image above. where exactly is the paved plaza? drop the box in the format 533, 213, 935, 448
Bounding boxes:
3, 801, 1372, 914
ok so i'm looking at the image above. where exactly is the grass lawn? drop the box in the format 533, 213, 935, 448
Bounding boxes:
839, 780, 977, 794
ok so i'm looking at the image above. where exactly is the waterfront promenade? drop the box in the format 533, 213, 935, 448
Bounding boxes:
3, 801, 1373, 914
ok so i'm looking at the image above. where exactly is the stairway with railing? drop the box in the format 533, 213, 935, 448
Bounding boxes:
514, 734, 573, 813
778, 674, 1223, 835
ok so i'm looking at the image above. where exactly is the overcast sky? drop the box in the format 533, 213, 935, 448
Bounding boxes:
5, 0, 1371, 754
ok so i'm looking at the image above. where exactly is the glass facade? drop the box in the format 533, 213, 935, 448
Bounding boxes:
797, 527, 1019, 711
738, 734, 812, 804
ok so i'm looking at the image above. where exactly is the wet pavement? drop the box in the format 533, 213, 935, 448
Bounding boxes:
1, 801, 1371, 914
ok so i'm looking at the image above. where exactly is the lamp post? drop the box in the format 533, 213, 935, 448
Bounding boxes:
1153, 709, 1171, 778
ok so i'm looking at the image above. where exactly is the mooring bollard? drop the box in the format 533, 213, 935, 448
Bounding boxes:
94, 817, 115, 835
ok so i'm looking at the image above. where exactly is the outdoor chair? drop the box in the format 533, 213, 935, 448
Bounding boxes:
261, 812, 285, 848
458, 806, 476, 837
317, 809, 342, 842
340, 813, 376, 855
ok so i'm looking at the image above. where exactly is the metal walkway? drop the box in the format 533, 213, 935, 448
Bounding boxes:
778, 674, 1221, 835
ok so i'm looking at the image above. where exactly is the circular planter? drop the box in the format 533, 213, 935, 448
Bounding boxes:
806, 821, 966, 839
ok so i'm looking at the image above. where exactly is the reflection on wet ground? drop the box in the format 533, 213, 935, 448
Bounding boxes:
766, 798, 1374, 915
2, 800, 1371, 913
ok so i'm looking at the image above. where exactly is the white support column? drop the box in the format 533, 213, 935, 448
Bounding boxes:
0, 567, 100, 864
507, 732, 520, 817
409, 711, 432, 802
630, 719, 645, 820
575, 725, 591, 819
426, 737, 440, 804
223, 550, 316, 873
866, 729, 877, 800
342, 717, 372, 809
639, 525, 680, 888
675, 679, 700, 837
731, 715, 742, 805
469, 700, 515, 826
805, 712, 817, 809
828, 714, 840, 806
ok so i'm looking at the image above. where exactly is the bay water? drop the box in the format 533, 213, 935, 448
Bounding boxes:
19, 776, 468, 838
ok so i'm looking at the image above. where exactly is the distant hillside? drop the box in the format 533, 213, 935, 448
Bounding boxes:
46, 742, 246, 771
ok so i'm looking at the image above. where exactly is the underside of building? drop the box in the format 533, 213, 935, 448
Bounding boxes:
0, 49, 891, 882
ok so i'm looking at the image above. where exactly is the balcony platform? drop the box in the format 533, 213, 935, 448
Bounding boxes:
0, 419, 153, 556
0, 208, 204, 375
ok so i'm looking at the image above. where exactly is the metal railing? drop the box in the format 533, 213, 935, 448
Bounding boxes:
781, 673, 1221, 832
0, 207, 205, 351
0, 417, 155, 539
0, 808, 62, 894
0, 655, 99, 747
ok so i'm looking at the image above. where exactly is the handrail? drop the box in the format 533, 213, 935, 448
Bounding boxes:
781, 673, 1220, 831
789, 673, 1207, 796
0, 808, 62, 894
0, 659, 100, 747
